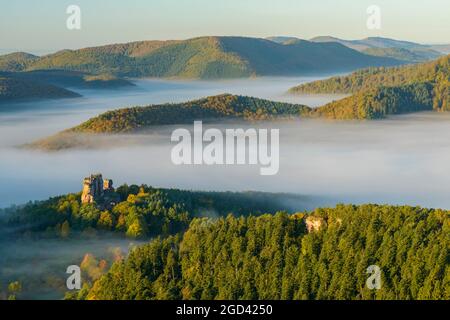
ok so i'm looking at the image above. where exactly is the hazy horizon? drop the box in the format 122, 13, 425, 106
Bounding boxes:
2, 77, 450, 210
1, 0, 450, 55
1, 34, 450, 57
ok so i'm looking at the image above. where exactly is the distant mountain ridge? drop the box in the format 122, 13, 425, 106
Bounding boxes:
265, 36, 301, 44
361, 47, 435, 63
266, 36, 445, 62
0, 36, 403, 80
311, 36, 430, 50
431, 44, 450, 54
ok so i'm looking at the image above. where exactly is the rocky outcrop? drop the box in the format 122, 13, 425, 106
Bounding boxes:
81, 174, 117, 207
103, 179, 113, 192
305, 216, 327, 233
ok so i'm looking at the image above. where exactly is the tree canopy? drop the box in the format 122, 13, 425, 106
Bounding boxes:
80, 204, 449, 300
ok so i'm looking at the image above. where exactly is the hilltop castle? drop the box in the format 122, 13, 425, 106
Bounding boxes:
81, 174, 115, 204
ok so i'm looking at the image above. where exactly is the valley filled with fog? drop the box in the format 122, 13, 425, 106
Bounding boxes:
0, 234, 143, 299
1, 76, 450, 209
2, 75, 450, 299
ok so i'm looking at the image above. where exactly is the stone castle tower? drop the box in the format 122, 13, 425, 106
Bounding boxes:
81, 174, 114, 204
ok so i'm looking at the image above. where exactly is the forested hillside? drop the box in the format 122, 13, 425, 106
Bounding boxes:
0, 52, 39, 72
0, 74, 80, 102
289, 54, 449, 94
289, 55, 449, 119
217, 37, 401, 76
312, 83, 435, 119
78, 205, 449, 300
69, 94, 310, 133
4, 184, 310, 239
0, 37, 403, 79
4, 184, 448, 300
28, 94, 311, 150
0, 70, 134, 102
3, 70, 134, 90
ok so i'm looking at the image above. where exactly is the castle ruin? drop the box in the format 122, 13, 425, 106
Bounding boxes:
81, 174, 115, 204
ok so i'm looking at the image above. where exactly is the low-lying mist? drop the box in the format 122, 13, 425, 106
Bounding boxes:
1, 75, 450, 210
2, 114, 450, 209
0, 76, 345, 207
2, 75, 450, 300
0, 230, 143, 299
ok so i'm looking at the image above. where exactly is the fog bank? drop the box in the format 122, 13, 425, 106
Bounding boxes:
1, 76, 450, 209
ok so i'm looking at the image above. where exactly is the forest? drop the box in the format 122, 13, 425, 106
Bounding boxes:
28, 94, 312, 151
4, 187, 448, 300
0, 70, 134, 102
0, 73, 80, 102
3, 184, 305, 239
312, 82, 435, 119
289, 54, 449, 118
0, 37, 402, 80
289, 54, 450, 94
70, 205, 449, 300
0, 185, 309, 299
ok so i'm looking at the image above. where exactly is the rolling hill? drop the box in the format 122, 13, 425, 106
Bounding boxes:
217, 37, 401, 76
266, 36, 303, 44
310, 36, 443, 62
289, 55, 449, 119
4, 181, 447, 300
431, 44, 450, 55
0, 70, 134, 102
310, 36, 373, 51
0, 37, 403, 79
267, 36, 445, 63
311, 36, 432, 50
0, 52, 39, 72
5, 184, 311, 239
81, 204, 448, 300
69, 94, 311, 133
28, 94, 311, 150
5, 70, 135, 89
362, 47, 438, 63
312, 83, 435, 120
289, 54, 449, 94
0, 74, 80, 102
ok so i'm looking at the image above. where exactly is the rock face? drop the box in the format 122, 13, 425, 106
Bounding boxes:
305, 216, 327, 233
103, 179, 113, 191
81, 174, 114, 204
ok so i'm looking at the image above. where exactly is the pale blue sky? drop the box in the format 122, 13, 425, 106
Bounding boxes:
1, 0, 449, 54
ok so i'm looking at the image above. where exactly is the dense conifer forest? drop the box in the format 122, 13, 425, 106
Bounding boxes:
70, 205, 448, 300
2, 185, 448, 300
